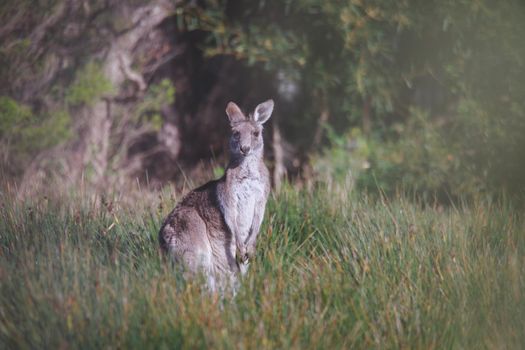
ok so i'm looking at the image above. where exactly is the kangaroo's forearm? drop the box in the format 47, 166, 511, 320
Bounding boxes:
245, 224, 259, 247
245, 206, 265, 249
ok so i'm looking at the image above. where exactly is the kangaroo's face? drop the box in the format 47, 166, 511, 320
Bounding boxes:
230, 120, 262, 157
226, 100, 274, 158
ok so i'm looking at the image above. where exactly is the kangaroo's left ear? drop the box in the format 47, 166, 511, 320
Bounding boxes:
253, 99, 274, 124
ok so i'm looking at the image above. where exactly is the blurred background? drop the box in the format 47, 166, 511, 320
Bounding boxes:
1, 0, 524, 202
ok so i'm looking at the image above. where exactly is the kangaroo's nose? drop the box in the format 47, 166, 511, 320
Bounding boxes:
240, 145, 251, 154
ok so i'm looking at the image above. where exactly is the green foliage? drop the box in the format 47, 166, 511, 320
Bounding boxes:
186, 1, 415, 119
311, 127, 371, 184
135, 79, 175, 130
0, 96, 32, 135
65, 62, 114, 107
359, 108, 471, 197
180, 0, 525, 199
21, 109, 71, 151
318, 106, 513, 199
0, 186, 524, 348
0, 61, 114, 173
0, 96, 71, 159
312, 93, 525, 200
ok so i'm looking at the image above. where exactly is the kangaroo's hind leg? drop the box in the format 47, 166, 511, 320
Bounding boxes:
162, 208, 216, 290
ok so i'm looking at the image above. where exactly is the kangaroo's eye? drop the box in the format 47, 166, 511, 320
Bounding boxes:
233, 131, 240, 139
253, 131, 260, 137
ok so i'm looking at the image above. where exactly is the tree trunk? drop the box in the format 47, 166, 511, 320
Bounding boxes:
363, 95, 371, 135
312, 94, 330, 149
19, 0, 175, 196
272, 119, 286, 190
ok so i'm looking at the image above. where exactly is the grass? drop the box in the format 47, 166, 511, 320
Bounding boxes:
0, 182, 524, 349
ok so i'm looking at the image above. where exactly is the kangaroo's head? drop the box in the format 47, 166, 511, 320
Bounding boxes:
225, 100, 274, 159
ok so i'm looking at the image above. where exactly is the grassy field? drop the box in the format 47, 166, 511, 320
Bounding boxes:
1, 183, 524, 349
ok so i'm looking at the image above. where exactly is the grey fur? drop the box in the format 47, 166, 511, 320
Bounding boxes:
159, 100, 273, 291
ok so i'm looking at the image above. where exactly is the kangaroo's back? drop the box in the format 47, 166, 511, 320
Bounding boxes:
159, 179, 226, 253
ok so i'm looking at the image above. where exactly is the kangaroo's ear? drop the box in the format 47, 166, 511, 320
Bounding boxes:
253, 99, 274, 124
226, 102, 245, 125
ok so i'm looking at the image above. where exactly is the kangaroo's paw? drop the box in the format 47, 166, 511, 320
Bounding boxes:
236, 245, 249, 264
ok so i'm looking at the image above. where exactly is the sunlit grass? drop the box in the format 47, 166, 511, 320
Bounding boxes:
0, 184, 524, 348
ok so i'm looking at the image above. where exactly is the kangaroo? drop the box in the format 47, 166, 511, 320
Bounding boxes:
159, 99, 274, 292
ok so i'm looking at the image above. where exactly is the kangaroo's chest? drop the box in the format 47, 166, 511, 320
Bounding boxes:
232, 179, 265, 235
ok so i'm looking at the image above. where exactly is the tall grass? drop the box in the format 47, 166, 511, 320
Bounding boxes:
1, 183, 524, 349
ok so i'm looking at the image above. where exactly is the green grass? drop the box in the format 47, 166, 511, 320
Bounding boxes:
1, 183, 524, 349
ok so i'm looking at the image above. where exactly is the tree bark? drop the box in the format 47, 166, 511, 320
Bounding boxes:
272, 119, 286, 190
19, 0, 175, 196
363, 95, 371, 135
312, 94, 330, 149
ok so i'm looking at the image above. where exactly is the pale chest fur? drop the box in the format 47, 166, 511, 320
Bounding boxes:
218, 160, 269, 244
230, 177, 266, 241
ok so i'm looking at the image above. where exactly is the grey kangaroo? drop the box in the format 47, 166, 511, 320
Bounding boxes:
159, 99, 274, 291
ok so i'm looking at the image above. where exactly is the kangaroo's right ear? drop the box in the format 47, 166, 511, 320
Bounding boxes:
226, 102, 245, 125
